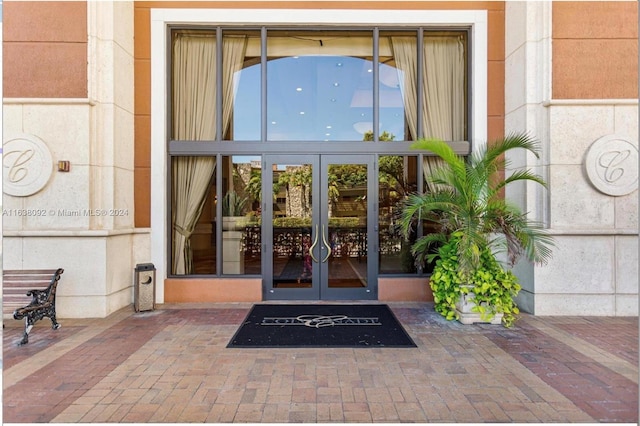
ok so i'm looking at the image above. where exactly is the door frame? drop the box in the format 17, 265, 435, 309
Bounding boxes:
263, 154, 378, 300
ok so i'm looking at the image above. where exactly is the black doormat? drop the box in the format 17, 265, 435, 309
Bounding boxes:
227, 304, 417, 348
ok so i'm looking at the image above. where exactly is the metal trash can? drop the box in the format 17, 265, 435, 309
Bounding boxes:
134, 263, 155, 312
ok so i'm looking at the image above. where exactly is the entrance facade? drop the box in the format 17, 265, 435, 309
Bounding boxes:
263, 155, 376, 300
152, 9, 486, 305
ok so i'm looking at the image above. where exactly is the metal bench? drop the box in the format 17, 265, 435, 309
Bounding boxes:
3, 268, 64, 345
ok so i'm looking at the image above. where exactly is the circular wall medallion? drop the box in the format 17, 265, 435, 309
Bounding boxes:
585, 135, 638, 197
3, 134, 54, 197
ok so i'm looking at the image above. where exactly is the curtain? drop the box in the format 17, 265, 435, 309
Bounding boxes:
391, 36, 465, 192
172, 34, 247, 274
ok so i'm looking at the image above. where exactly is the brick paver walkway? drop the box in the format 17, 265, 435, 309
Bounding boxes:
3, 303, 637, 423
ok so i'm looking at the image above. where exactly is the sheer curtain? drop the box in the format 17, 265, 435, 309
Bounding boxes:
391, 36, 465, 192
172, 34, 247, 274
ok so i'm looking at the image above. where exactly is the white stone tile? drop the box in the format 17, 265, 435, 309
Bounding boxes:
133, 231, 152, 266
20, 236, 106, 294
113, 1, 134, 55
114, 168, 135, 229
534, 294, 615, 316
615, 235, 639, 294
505, 46, 526, 114
505, 2, 527, 56
615, 191, 638, 229
2, 237, 24, 269
535, 235, 614, 293
114, 106, 135, 170
549, 105, 615, 165
24, 165, 91, 230
57, 295, 107, 318
2, 195, 25, 230
2, 105, 24, 135
106, 234, 135, 294
22, 104, 91, 165
615, 295, 638, 316
614, 105, 638, 138
549, 165, 615, 228
114, 43, 135, 113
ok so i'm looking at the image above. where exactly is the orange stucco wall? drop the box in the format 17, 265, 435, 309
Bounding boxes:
552, 1, 638, 99
132, 1, 507, 228
3, 1, 88, 98
164, 278, 263, 302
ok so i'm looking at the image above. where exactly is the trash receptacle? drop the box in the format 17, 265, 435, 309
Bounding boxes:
134, 263, 155, 312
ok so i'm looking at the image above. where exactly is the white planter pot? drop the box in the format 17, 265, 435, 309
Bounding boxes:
455, 285, 503, 325
222, 216, 245, 231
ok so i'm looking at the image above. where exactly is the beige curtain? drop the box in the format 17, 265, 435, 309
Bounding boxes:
391, 36, 465, 192
172, 34, 247, 274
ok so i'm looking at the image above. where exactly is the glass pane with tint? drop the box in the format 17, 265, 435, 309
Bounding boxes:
267, 30, 373, 141
222, 156, 262, 275
379, 155, 418, 274
271, 162, 314, 288
327, 163, 368, 288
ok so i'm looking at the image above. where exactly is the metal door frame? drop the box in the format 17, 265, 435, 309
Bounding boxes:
263, 154, 377, 300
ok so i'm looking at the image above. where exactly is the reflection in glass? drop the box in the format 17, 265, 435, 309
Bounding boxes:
271, 162, 314, 288
326, 163, 368, 288
221, 156, 262, 275
266, 31, 373, 141
230, 31, 261, 141
379, 34, 409, 141
378, 156, 418, 274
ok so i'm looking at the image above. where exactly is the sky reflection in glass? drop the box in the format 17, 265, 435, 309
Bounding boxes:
233, 55, 405, 141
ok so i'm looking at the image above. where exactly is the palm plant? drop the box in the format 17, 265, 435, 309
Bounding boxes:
399, 133, 555, 326
401, 133, 554, 274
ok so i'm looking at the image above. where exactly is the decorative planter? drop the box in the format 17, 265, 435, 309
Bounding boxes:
222, 216, 246, 274
222, 216, 245, 231
455, 285, 503, 325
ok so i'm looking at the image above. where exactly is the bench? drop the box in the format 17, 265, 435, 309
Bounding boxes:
3, 268, 64, 345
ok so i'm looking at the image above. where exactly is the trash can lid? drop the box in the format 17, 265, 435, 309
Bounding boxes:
135, 263, 155, 271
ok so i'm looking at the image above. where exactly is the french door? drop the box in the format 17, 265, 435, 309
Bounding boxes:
263, 155, 377, 300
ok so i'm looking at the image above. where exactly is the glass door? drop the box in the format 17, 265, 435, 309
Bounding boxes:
263, 155, 376, 300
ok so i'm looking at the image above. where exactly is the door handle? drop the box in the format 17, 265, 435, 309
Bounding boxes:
308, 224, 319, 263
321, 225, 332, 263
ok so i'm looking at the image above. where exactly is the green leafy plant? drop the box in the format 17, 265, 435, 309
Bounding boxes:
222, 190, 248, 217
430, 233, 521, 326
400, 132, 554, 327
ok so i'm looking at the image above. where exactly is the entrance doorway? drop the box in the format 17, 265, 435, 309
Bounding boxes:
263, 155, 377, 300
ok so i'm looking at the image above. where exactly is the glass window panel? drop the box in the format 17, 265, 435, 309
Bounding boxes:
379, 32, 413, 142
267, 30, 373, 141
222, 156, 262, 275
378, 155, 418, 274
171, 30, 218, 142
170, 156, 217, 275
229, 31, 261, 141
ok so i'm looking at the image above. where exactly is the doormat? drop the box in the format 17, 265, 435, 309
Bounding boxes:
227, 304, 417, 348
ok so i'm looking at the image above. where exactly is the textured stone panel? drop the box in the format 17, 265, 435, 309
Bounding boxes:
616, 236, 639, 294
535, 235, 614, 294
549, 106, 614, 165
549, 165, 615, 229
534, 294, 615, 316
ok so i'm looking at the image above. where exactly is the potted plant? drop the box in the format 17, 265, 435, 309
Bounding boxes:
399, 133, 554, 327
221, 190, 248, 274
222, 190, 248, 231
